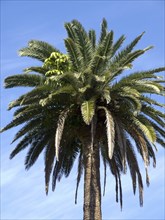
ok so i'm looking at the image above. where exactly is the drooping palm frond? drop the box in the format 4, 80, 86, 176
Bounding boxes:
81, 99, 95, 125
9, 131, 38, 159
11, 117, 42, 144
126, 139, 144, 205
52, 137, 80, 192
75, 150, 83, 204
98, 106, 115, 159
55, 109, 70, 161
25, 133, 50, 170
45, 139, 55, 195
100, 144, 107, 196
114, 118, 127, 173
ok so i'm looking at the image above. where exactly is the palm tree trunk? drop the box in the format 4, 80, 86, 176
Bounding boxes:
83, 141, 102, 220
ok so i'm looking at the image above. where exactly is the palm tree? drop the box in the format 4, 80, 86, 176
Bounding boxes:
1, 19, 165, 220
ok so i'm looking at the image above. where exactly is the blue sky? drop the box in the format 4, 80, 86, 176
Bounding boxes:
0, 1, 165, 220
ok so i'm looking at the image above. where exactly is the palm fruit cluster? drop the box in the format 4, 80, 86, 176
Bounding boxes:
43, 52, 71, 76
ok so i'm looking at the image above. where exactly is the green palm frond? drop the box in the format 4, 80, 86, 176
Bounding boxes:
137, 115, 156, 142
121, 67, 165, 82
113, 32, 145, 61
64, 38, 81, 71
110, 35, 126, 58
99, 18, 108, 43
91, 31, 114, 74
11, 118, 42, 143
1, 108, 42, 133
69, 20, 93, 68
109, 46, 153, 81
64, 22, 77, 41
140, 95, 165, 107
111, 68, 165, 90
115, 87, 141, 112
19, 40, 59, 62
19, 86, 53, 106
81, 99, 95, 125
25, 133, 50, 170
141, 105, 165, 127
131, 116, 154, 143
88, 29, 96, 49
4, 74, 45, 88
150, 121, 165, 139
109, 32, 145, 67
23, 66, 49, 75
9, 130, 40, 159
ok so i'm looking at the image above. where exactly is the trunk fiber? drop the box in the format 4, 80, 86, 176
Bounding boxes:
83, 142, 102, 220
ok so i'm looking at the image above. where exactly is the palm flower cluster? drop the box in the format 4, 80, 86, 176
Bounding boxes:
1, 19, 165, 211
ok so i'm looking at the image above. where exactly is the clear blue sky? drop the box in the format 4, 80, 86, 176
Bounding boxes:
1, 1, 165, 220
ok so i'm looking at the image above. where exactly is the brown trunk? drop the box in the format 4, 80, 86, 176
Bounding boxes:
83, 141, 102, 220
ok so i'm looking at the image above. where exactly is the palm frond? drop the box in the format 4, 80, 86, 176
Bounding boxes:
112, 32, 145, 62
91, 31, 114, 74
81, 99, 95, 125
45, 140, 55, 195
88, 29, 96, 49
103, 156, 107, 196
137, 115, 156, 142
19, 40, 59, 62
4, 74, 45, 88
70, 20, 93, 68
9, 131, 39, 159
98, 106, 115, 159
55, 109, 70, 161
23, 66, 48, 75
11, 118, 42, 143
140, 95, 165, 107
99, 18, 108, 43
25, 133, 49, 170
75, 150, 83, 204
141, 105, 165, 127
110, 35, 126, 58
109, 46, 153, 82
64, 38, 81, 71
114, 119, 127, 173
126, 139, 144, 206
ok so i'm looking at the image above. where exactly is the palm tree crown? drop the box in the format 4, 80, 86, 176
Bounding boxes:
1, 19, 165, 212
